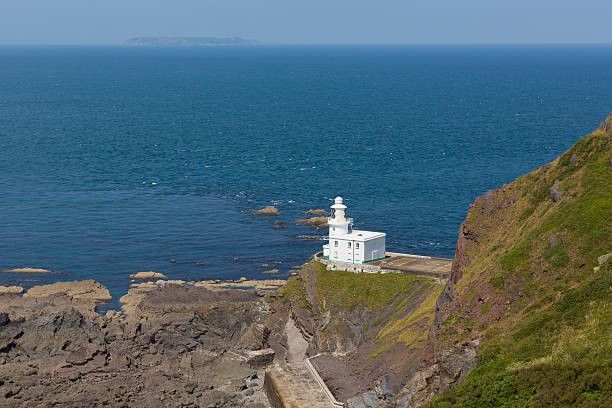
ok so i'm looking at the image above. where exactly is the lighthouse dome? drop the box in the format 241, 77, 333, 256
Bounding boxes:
331, 196, 347, 210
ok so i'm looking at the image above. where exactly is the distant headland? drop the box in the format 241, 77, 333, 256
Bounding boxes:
122, 37, 258, 47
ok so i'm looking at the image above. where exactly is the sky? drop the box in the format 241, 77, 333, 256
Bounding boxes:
0, 0, 610, 45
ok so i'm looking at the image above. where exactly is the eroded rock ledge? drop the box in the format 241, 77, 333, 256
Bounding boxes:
0, 280, 272, 407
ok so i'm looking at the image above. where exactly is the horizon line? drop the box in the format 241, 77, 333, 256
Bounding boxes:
0, 41, 611, 47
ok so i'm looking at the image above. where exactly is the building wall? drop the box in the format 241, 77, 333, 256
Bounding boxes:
353, 240, 364, 263
329, 236, 385, 263
363, 236, 386, 262
329, 238, 354, 263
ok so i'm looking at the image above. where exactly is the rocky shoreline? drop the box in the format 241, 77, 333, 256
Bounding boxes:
0, 278, 276, 407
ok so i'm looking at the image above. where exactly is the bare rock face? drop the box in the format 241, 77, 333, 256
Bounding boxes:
0, 281, 273, 407
0, 286, 24, 295
389, 340, 479, 407
549, 179, 564, 202
23, 279, 111, 303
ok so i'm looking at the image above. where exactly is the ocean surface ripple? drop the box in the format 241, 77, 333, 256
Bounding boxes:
1, 45, 611, 299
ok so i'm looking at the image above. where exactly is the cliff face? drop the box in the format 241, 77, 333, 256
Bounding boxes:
266, 261, 443, 403
393, 113, 612, 407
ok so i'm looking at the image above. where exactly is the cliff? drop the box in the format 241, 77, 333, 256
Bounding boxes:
265, 261, 444, 403
392, 113, 612, 407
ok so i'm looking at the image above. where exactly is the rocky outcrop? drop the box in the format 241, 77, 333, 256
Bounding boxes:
389, 340, 479, 407
302, 209, 328, 215
256, 206, 280, 215
0, 281, 273, 407
0, 286, 24, 295
0, 267, 51, 273
129, 271, 167, 279
295, 216, 329, 227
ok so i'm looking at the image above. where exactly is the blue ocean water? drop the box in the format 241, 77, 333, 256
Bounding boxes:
1, 45, 611, 301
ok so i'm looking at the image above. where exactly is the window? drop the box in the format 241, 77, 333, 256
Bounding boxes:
347, 242, 351, 248
334, 241, 338, 247
356, 243, 359, 249
333, 227, 335, 232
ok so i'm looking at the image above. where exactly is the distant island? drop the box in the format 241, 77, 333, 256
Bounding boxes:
123, 37, 257, 47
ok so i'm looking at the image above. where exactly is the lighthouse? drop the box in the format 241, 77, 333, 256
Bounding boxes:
329, 196, 351, 236
322, 197, 386, 264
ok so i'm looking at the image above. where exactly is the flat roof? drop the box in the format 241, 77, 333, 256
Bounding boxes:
330, 230, 385, 241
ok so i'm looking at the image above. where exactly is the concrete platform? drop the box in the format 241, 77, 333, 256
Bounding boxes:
371, 253, 452, 278
264, 362, 341, 408
315, 252, 452, 280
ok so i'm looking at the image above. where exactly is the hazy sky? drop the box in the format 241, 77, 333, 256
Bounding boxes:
1, 0, 610, 45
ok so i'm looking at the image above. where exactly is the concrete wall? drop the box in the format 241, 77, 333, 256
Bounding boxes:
363, 236, 385, 262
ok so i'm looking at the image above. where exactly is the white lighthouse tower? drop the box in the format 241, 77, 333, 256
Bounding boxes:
322, 196, 386, 264
329, 196, 352, 236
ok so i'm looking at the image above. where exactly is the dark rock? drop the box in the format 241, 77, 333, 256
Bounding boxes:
4, 385, 21, 398
379, 374, 395, 399
246, 348, 275, 368
550, 180, 563, 202
569, 153, 578, 166
0, 313, 9, 329
184, 382, 197, 394
345, 391, 383, 408
537, 164, 550, 175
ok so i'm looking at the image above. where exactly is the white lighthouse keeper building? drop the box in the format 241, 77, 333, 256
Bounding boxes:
322, 197, 386, 264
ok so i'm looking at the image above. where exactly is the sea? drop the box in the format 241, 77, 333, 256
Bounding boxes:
1, 44, 611, 305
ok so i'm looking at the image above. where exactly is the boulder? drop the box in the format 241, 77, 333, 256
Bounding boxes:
130, 271, 167, 279
302, 209, 327, 215
344, 391, 382, 408
549, 180, 563, 202
295, 216, 329, 227
256, 206, 279, 215
245, 348, 275, 368
598, 252, 612, 265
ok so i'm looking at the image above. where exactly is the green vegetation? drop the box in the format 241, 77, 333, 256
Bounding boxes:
489, 276, 505, 289
279, 260, 443, 360
425, 118, 612, 407
543, 242, 570, 268
427, 265, 612, 408
311, 261, 432, 311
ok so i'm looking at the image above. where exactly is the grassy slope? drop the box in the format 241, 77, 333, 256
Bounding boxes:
426, 116, 612, 407
279, 260, 442, 363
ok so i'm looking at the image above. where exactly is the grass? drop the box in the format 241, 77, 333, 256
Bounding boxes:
280, 260, 444, 361
543, 242, 570, 268
311, 261, 431, 311
423, 122, 612, 407
371, 282, 442, 357
427, 264, 612, 408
